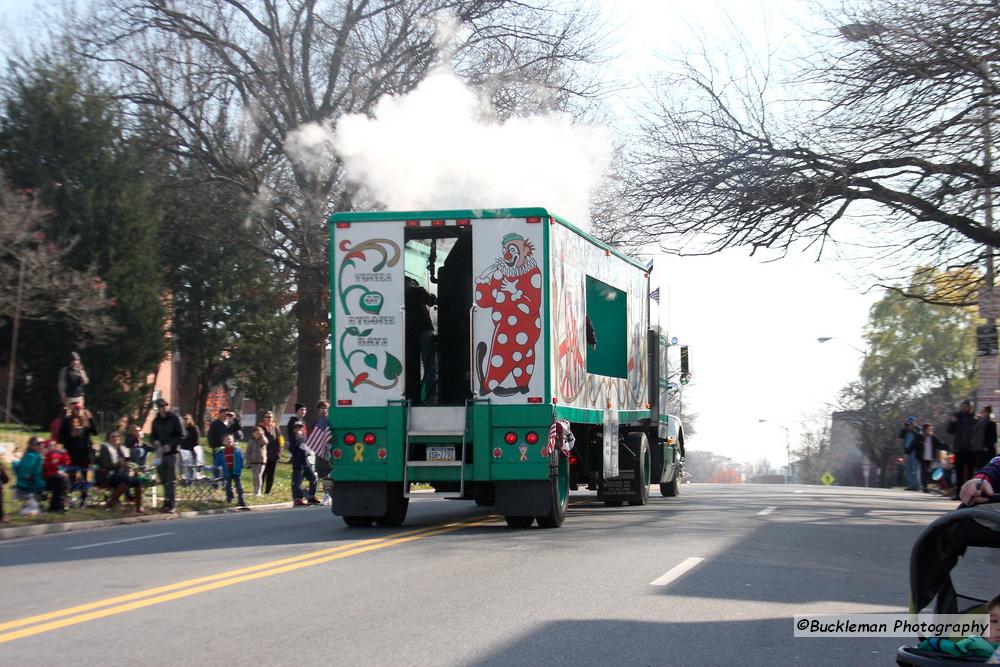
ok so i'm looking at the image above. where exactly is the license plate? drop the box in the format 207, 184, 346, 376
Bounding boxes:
426, 446, 455, 462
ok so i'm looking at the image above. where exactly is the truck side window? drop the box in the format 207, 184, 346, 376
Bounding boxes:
584, 276, 627, 378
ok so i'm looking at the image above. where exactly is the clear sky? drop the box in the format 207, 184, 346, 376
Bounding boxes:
0, 0, 878, 468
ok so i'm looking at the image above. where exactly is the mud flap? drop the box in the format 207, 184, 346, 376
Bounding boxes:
331, 482, 389, 517
494, 481, 553, 517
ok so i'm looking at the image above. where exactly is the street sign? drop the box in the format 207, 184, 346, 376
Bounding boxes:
820, 471, 835, 486
977, 325, 998, 357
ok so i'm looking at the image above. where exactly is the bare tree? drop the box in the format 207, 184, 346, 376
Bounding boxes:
72, 0, 607, 414
624, 0, 1000, 300
1, 177, 118, 419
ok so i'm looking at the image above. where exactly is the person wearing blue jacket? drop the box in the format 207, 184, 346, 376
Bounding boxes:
213, 434, 249, 510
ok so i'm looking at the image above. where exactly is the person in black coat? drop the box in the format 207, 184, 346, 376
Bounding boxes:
973, 405, 998, 469
228, 411, 244, 442
259, 411, 281, 494
948, 400, 978, 489
207, 411, 230, 452
151, 399, 185, 513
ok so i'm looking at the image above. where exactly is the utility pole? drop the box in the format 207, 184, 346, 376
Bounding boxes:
5, 255, 26, 423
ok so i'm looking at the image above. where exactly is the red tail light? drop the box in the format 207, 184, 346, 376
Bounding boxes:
569, 456, 578, 465
343, 433, 356, 445
504, 432, 517, 445
525, 431, 539, 444
363, 432, 376, 445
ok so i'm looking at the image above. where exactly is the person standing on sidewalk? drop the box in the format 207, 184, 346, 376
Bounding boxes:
246, 427, 268, 496
213, 434, 249, 509
289, 420, 318, 506
918, 423, 946, 492
974, 406, 998, 470
207, 410, 230, 454
899, 416, 921, 491
948, 400, 978, 494
260, 411, 281, 494
180, 414, 201, 480
151, 398, 184, 513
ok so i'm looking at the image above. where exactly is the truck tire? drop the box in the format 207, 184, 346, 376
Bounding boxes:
343, 515, 374, 528
536, 454, 569, 528
660, 476, 679, 497
626, 432, 651, 506
374, 485, 409, 527
505, 515, 534, 528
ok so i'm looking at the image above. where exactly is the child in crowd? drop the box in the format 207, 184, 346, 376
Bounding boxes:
213, 434, 249, 510
42, 439, 71, 513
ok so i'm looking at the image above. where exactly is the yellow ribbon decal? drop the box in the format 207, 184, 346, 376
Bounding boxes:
354, 442, 365, 462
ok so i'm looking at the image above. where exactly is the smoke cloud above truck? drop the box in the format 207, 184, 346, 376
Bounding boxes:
329, 70, 610, 227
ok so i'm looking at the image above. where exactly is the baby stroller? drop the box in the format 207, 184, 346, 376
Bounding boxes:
896, 498, 1000, 665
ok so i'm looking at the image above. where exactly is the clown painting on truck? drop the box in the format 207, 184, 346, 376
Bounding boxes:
327, 207, 685, 528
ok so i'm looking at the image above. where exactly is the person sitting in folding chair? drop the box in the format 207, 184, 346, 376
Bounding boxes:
97, 430, 144, 513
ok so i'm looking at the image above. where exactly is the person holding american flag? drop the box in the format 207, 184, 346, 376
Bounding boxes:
304, 401, 334, 505
289, 402, 320, 507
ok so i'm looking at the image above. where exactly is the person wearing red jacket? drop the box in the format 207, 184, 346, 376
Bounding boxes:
43, 440, 71, 513
959, 455, 1000, 506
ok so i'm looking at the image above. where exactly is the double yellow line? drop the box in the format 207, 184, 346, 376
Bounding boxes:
0, 515, 494, 644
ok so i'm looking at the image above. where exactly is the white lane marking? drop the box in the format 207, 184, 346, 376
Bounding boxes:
757, 506, 777, 515
650, 557, 704, 587
66, 532, 175, 551
794, 490, 804, 494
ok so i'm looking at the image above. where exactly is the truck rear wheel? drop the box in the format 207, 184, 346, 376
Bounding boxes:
660, 476, 679, 497
536, 454, 569, 528
505, 515, 534, 528
343, 516, 374, 528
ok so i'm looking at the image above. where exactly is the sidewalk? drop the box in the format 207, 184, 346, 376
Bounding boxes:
0, 501, 295, 541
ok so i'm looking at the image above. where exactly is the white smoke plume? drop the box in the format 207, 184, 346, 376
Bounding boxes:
284, 120, 336, 176
332, 71, 610, 227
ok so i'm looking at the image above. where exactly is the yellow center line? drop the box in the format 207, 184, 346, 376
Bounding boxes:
0, 515, 498, 643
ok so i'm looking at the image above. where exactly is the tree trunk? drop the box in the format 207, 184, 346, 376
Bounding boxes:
295, 263, 329, 424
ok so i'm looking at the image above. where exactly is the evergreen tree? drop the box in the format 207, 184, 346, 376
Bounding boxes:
0, 59, 165, 424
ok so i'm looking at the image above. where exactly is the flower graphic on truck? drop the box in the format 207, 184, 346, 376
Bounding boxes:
336, 238, 403, 393
474, 233, 542, 396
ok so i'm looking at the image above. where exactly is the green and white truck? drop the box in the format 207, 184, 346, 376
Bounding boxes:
327, 207, 685, 528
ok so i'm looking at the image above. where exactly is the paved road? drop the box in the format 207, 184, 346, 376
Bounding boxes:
1, 484, 993, 666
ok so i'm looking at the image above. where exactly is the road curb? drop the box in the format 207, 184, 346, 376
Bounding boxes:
0, 501, 295, 541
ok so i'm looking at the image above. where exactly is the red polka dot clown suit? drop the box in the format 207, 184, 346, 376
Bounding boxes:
474, 233, 542, 396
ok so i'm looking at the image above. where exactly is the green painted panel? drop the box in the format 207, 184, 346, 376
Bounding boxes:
585, 276, 627, 378
554, 405, 651, 424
